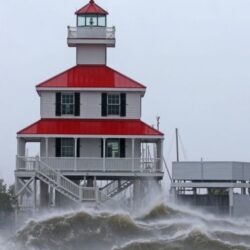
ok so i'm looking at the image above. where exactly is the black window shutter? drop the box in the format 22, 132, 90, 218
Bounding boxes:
75, 93, 80, 116
77, 138, 80, 157
101, 139, 104, 158
120, 93, 126, 117
55, 93, 61, 116
55, 138, 61, 157
101, 93, 107, 117
120, 139, 126, 158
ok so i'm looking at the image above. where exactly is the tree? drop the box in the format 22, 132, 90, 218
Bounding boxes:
0, 179, 15, 213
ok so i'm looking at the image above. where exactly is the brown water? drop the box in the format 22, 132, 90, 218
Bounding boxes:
2, 203, 250, 250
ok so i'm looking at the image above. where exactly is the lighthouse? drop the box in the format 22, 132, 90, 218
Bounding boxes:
15, 0, 164, 210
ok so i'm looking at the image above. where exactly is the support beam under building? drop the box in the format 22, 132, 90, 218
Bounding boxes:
40, 181, 49, 208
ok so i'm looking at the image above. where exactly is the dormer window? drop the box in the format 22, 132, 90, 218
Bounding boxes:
77, 14, 106, 27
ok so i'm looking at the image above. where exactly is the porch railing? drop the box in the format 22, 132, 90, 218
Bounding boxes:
16, 156, 162, 173
68, 26, 115, 40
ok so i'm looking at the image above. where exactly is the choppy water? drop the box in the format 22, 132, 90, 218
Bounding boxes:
2, 202, 250, 250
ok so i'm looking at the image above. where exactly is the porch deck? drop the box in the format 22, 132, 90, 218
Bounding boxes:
16, 156, 164, 179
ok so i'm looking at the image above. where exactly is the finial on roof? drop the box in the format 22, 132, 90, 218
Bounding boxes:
90, 0, 94, 3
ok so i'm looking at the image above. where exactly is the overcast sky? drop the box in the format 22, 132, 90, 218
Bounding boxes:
1, 0, 250, 184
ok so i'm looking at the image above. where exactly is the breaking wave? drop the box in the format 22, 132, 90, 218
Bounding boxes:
2, 202, 250, 250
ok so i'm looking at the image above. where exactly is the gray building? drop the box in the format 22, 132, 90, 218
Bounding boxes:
171, 161, 250, 216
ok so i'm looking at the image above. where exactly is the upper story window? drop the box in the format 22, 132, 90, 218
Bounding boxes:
61, 93, 74, 115
101, 93, 126, 117
107, 94, 120, 115
56, 93, 80, 117
77, 14, 106, 27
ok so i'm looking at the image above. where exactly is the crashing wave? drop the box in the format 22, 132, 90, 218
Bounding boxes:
2, 202, 250, 250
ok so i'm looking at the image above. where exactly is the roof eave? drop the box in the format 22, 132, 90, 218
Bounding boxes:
36, 87, 146, 93
17, 133, 164, 139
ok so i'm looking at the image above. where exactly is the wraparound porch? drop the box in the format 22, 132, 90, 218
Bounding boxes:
16, 135, 164, 174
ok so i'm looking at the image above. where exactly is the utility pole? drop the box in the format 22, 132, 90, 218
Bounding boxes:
175, 128, 179, 162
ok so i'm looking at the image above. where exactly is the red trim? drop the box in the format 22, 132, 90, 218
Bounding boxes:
75, 1, 108, 15
36, 65, 146, 89
17, 119, 164, 136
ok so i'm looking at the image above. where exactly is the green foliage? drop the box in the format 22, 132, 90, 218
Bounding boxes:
0, 179, 15, 213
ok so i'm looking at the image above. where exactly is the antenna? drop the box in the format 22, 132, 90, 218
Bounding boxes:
175, 128, 179, 162
156, 116, 160, 130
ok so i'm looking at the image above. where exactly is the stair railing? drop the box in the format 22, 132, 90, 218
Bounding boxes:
36, 157, 115, 203
37, 158, 80, 199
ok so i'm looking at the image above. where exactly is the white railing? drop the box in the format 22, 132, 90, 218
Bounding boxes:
16, 156, 36, 170
79, 187, 97, 201
16, 156, 162, 173
68, 26, 115, 39
38, 160, 80, 199
16, 157, 119, 203
105, 158, 133, 171
77, 158, 103, 171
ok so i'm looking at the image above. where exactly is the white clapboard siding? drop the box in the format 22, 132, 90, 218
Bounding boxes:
40, 91, 142, 119
40, 138, 141, 158
76, 45, 106, 65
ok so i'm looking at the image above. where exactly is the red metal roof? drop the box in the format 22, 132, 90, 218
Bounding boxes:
75, 0, 108, 15
36, 65, 146, 89
18, 119, 163, 136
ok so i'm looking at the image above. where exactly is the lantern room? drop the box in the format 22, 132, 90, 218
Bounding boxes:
77, 14, 107, 27
67, 0, 115, 63
76, 0, 108, 27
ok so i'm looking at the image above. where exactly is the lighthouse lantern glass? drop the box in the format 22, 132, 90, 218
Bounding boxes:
86, 15, 97, 26
98, 16, 106, 26
78, 16, 85, 26
77, 14, 106, 27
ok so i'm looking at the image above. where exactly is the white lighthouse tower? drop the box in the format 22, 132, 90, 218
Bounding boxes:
15, 0, 164, 211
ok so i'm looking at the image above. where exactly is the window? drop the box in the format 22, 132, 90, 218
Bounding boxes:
107, 94, 120, 115
78, 16, 85, 26
86, 15, 98, 26
61, 93, 74, 115
98, 16, 106, 26
61, 138, 74, 157
102, 139, 125, 158
106, 139, 120, 158
101, 93, 126, 117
